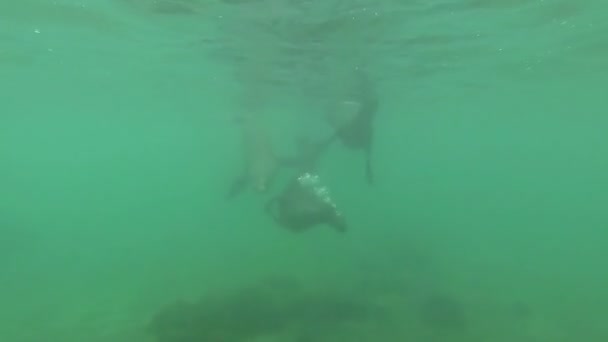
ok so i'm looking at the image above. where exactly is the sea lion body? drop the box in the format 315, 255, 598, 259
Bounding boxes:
227, 115, 280, 198
227, 116, 335, 199
241, 120, 280, 192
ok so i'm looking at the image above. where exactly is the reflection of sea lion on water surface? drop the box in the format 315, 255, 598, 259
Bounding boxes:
326, 71, 379, 184
265, 172, 347, 233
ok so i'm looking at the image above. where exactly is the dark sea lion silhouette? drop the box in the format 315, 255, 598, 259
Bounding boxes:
265, 172, 347, 233
327, 72, 378, 184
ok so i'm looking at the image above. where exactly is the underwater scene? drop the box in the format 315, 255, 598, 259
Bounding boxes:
1, 0, 607, 341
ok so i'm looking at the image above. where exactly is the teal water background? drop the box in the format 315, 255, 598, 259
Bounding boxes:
1, 1, 607, 341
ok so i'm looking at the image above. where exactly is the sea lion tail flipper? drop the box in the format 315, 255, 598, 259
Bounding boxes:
226, 175, 248, 200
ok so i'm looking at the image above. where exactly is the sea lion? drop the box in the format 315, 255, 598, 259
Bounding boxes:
326, 71, 378, 184
265, 172, 347, 233
227, 115, 280, 198
227, 116, 336, 199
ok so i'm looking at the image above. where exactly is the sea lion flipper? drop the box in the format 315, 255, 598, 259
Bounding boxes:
226, 175, 248, 199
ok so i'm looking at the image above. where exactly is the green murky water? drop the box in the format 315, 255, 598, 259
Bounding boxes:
1, 1, 607, 341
